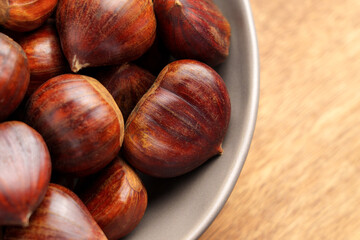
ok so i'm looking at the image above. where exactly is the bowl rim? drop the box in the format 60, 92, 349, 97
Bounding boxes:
186, 0, 260, 238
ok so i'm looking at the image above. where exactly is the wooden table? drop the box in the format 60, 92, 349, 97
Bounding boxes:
200, 0, 360, 239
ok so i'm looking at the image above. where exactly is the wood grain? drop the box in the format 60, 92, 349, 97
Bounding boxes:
200, 0, 360, 239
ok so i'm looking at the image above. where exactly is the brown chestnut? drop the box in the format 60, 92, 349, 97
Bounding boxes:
154, 0, 231, 66
25, 74, 124, 176
56, 0, 156, 72
3, 184, 107, 239
0, 0, 58, 32
18, 20, 69, 97
0, 121, 51, 226
123, 59, 231, 178
96, 63, 156, 122
80, 156, 147, 239
0, 33, 29, 121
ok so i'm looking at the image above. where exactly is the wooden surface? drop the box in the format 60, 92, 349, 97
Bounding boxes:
200, 0, 360, 239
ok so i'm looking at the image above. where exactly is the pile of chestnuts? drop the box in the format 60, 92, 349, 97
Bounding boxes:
0, 0, 232, 239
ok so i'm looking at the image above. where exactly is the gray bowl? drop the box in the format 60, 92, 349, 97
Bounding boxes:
124, 0, 259, 239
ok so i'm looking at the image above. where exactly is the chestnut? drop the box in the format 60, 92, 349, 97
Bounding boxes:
0, 33, 29, 121
0, 121, 51, 226
0, 0, 58, 32
3, 184, 107, 239
25, 74, 125, 176
95, 63, 156, 122
80, 156, 147, 239
18, 19, 70, 97
56, 0, 157, 72
123, 59, 231, 178
154, 0, 231, 66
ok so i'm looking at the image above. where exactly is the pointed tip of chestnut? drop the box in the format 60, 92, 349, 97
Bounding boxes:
4, 211, 31, 227
175, 0, 182, 6
217, 145, 224, 154
18, 213, 31, 227
71, 55, 90, 73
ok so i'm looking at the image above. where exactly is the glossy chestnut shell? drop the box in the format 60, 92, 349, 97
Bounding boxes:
0, 0, 58, 32
0, 33, 29, 121
123, 59, 231, 178
0, 121, 51, 226
3, 184, 107, 239
18, 20, 69, 97
25, 74, 124, 176
96, 63, 156, 122
154, 0, 231, 66
56, 0, 157, 72
80, 156, 147, 240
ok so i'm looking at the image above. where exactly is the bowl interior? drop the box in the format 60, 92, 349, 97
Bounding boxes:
124, 0, 259, 239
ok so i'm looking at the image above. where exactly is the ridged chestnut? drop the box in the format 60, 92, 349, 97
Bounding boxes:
123, 59, 231, 178
0, 121, 51, 226
96, 63, 156, 122
0, 33, 29, 121
3, 184, 107, 240
18, 20, 69, 96
80, 156, 147, 240
25, 74, 124, 176
56, 0, 156, 72
0, 0, 58, 32
154, 0, 231, 66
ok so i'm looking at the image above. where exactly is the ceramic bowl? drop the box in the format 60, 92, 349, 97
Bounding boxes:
125, 0, 259, 239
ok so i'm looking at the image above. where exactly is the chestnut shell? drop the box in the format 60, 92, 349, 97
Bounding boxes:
123, 59, 231, 178
18, 20, 70, 97
0, 33, 29, 121
0, 0, 58, 32
154, 0, 231, 66
56, 0, 157, 72
96, 63, 156, 122
0, 121, 51, 226
3, 184, 107, 240
25, 74, 124, 176
80, 156, 148, 240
